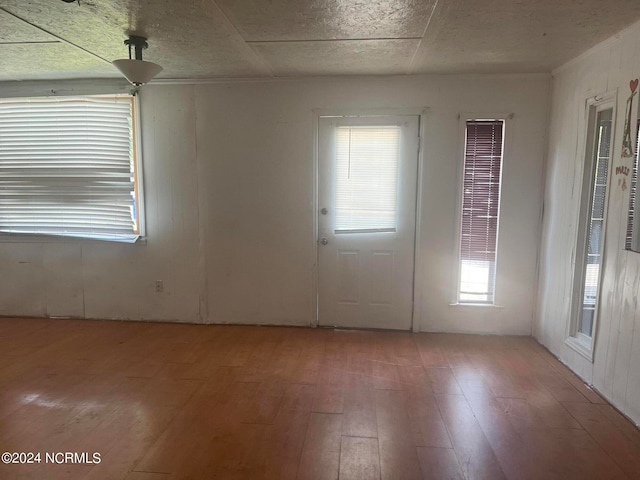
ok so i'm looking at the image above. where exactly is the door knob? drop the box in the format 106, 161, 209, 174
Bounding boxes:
320, 237, 328, 245
320, 208, 328, 215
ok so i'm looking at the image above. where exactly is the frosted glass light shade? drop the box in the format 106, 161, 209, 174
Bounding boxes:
113, 59, 162, 86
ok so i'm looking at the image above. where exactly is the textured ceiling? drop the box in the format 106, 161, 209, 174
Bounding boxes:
0, 0, 639, 81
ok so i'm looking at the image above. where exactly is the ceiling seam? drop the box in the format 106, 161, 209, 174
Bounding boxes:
407, 0, 443, 74
246, 37, 423, 44
207, 0, 274, 77
0, 41, 61, 45
0, 7, 112, 65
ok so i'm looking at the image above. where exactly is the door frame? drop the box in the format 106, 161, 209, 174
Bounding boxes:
311, 108, 428, 331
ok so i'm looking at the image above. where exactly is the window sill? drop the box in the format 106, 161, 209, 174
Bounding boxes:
0, 234, 147, 246
564, 335, 594, 362
449, 303, 504, 309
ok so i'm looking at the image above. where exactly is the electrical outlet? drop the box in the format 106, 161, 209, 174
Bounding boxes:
154, 280, 164, 293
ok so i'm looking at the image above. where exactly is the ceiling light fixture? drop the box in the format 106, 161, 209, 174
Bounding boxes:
112, 35, 162, 87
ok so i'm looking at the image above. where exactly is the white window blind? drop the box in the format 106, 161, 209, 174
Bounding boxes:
458, 120, 504, 304
0, 95, 141, 243
335, 126, 400, 233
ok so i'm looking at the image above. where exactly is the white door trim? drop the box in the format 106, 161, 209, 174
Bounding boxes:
311, 107, 427, 331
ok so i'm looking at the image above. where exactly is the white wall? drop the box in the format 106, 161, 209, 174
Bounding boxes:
0, 74, 549, 334
536, 19, 640, 425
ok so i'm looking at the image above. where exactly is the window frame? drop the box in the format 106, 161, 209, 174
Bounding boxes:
0, 93, 146, 244
452, 112, 511, 307
565, 91, 617, 362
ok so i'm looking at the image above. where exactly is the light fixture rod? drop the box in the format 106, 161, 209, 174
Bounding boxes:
124, 35, 149, 61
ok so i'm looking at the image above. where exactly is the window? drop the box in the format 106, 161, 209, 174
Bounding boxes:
566, 93, 616, 361
457, 119, 505, 304
334, 126, 400, 233
0, 94, 142, 243
625, 119, 640, 251
579, 109, 612, 336
572, 104, 613, 345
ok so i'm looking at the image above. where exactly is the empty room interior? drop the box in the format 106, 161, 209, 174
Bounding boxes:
2, 0, 640, 479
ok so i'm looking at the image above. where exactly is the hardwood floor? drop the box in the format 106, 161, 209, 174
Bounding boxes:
0, 318, 639, 480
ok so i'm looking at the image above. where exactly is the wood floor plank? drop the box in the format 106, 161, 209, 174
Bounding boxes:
254, 383, 316, 480
397, 365, 429, 389
402, 384, 452, 448
497, 390, 582, 431
457, 379, 534, 479
0, 374, 97, 449
190, 422, 266, 479
296, 413, 343, 480
425, 367, 463, 395
312, 369, 345, 414
124, 473, 172, 480
413, 334, 449, 368
375, 389, 422, 480
339, 436, 381, 480
435, 393, 507, 480
0, 462, 93, 480
132, 396, 228, 474
416, 447, 464, 480
239, 380, 288, 425
290, 333, 324, 385
371, 361, 402, 390
77, 404, 179, 480
342, 378, 378, 438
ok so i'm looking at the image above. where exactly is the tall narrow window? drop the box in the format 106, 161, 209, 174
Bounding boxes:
574, 107, 613, 340
0, 95, 142, 242
625, 119, 640, 251
458, 120, 505, 304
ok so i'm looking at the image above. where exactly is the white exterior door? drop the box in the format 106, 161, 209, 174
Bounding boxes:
317, 115, 419, 330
